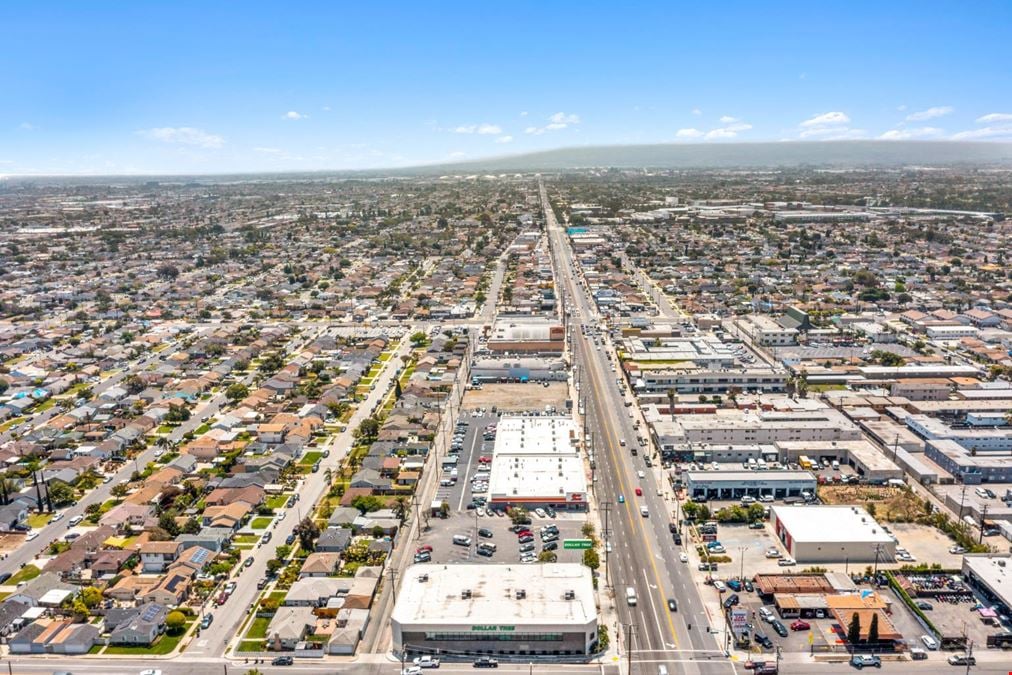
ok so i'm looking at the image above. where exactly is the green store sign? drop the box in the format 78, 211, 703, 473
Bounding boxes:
472, 625, 516, 632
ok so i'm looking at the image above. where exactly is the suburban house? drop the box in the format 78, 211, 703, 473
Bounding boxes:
104, 603, 168, 645
139, 541, 183, 573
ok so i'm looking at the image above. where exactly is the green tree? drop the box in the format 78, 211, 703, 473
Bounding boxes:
47, 481, 76, 506
351, 494, 384, 514
158, 512, 180, 537
582, 547, 600, 571
80, 586, 103, 609
409, 331, 428, 347
866, 503, 877, 518
165, 610, 187, 633
538, 550, 558, 563
354, 417, 380, 440
847, 612, 861, 644
225, 382, 249, 402
266, 558, 284, 575
0, 378, 8, 395
295, 516, 320, 550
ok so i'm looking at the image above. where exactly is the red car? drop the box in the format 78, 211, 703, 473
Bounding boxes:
416, 545, 433, 554
515, 530, 532, 538
790, 620, 810, 631
479, 456, 492, 463
635, 488, 643, 496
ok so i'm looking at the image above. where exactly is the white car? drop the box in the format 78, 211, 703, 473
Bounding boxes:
948, 545, 966, 554
140, 670, 164, 675
413, 655, 441, 668
51, 511, 65, 522
679, 552, 688, 563
713, 580, 726, 592
26, 531, 39, 541
920, 634, 938, 650
534, 508, 547, 518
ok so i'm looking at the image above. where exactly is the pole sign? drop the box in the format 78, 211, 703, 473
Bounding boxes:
730, 607, 749, 637
563, 539, 593, 549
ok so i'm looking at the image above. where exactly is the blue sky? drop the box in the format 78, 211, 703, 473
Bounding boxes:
2, 1, 1011, 174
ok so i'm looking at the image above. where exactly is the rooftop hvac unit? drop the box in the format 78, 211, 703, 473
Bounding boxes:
516, 589, 526, 599
462, 589, 472, 599
418, 574, 429, 583
564, 590, 575, 600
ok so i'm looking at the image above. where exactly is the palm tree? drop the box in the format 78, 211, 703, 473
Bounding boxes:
666, 389, 676, 421
392, 495, 410, 520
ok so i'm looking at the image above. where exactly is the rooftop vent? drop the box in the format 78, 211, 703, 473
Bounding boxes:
462, 589, 472, 599
564, 590, 575, 600
516, 589, 526, 600
418, 574, 429, 583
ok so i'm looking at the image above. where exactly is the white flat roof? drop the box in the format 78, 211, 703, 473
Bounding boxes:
962, 555, 1012, 607
772, 505, 894, 545
489, 454, 587, 502
391, 563, 596, 628
492, 415, 578, 457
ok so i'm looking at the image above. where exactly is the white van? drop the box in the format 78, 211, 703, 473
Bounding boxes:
626, 587, 637, 606
831, 460, 840, 470
640, 506, 649, 517
452, 535, 471, 547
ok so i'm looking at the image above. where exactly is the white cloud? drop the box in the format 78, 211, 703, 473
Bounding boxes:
253, 147, 283, 154
951, 125, 1012, 141
801, 111, 850, 128
676, 128, 704, 138
19, 122, 36, 131
705, 128, 739, 139
495, 135, 513, 144
138, 127, 224, 149
283, 111, 306, 121
525, 112, 581, 135
453, 123, 502, 135
976, 112, 1012, 123
905, 106, 953, 122
519, 111, 528, 117
691, 108, 702, 116
549, 112, 580, 125
795, 111, 866, 140
719, 115, 738, 124
879, 127, 943, 140
321, 105, 332, 112
896, 105, 907, 112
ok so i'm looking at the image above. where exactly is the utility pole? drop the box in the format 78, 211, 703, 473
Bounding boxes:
964, 640, 973, 675
873, 543, 882, 577
978, 505, 988, 546
601, 500, 612, 588
958, 484, 968, 522
622, 623, 636, 675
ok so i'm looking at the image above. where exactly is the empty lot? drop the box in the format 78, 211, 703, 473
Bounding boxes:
462, 382, 569, 412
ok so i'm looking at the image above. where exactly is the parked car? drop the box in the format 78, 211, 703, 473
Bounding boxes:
849, 655, 881, 669
727, 579, 743, 592
921, 634, 938, 650
754, 632, 773, 649
790, 620, 810, 631
723, 593, 740, 609
771, 620, 788, 637
947, 654, 975, 666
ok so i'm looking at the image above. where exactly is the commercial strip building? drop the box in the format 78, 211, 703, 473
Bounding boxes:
735, 315, 798, 346
391, 563, 598, 659
486, 318, 564, 354
770, 506, 896, 563
650, 408, 861, 454
470, 357, 568, 383
633, 366, 787, 396
961, 555, 1012, 617
487, 415, 588, 511
684, 469, 816, 501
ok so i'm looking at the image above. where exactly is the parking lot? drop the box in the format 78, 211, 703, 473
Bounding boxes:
418, 407, 589, 566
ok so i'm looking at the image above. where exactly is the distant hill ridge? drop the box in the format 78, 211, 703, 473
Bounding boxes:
416, 141, 1012, 173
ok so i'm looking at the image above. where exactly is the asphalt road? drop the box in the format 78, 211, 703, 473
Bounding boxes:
542, 180, 731, 675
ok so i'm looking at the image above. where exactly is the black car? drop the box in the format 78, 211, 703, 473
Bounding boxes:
744, 580, 754, 593
673, 533, 682, 545
545, 506, 557, 518
272, 656, 293, 666
0, 572, 11, 584
771, 620, 788, 637
474, 657, 499, 668
478, 528, 494, 538
668, 522, 678, 533
667, 598, 678, 612
723, 593, 740, 609
542, 541, 558, 551
755, 632, 773, 649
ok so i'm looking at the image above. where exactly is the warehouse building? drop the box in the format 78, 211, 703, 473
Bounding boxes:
470, 357, 568, 383
391, 563, 598, 659
684, 470, 816, 501
775, 440, 904, 483
770, 505, 896, 563
487, 416, 588, 511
